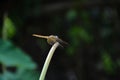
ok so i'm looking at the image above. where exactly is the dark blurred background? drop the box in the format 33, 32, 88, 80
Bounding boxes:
0, 0, 120, 80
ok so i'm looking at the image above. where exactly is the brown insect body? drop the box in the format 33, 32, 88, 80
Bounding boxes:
33, 34, 68, 47
47, 35, 58, 45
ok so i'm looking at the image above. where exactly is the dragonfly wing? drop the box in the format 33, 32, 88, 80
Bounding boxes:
56, 38, 68, 46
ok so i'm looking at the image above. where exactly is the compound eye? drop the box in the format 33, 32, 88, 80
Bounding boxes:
49, 35, 58, 38
55, 36, 58, 38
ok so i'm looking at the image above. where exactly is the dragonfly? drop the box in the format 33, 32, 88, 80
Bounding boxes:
32, 34, 68, 47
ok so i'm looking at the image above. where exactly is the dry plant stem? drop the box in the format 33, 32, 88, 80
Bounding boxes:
39, 42, 60, 80
2, 14, 7, 73
2, 14, 7, 40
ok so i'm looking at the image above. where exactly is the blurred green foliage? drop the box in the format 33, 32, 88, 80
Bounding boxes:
0, 70, 39, 80
67, 26, 93, 55
0, 39, 36, 69
2, 15, 16, 39
0, 44, 39, 80
101, 51, 116, 74
0, 15, 38, 80
0, 0, 120, 80
66, 9, 77, 21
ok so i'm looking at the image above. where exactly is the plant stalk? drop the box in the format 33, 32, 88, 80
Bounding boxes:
2, 14, 7, 40
39, 42, 60, 80
2, 14, 7, 74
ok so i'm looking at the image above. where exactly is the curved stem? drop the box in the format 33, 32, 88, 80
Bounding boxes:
39, 42, 60, 80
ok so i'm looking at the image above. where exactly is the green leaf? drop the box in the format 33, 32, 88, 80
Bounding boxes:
3, 15, 16, 38
81, 11, 90, 23
101, 51, 116, 74
17, 70, 39, 80
67, 26, 93, 55
66, 9, 77, 21
66, 46, 75, 56
0, 39, 37, 69
68, 26, 93, 44
0, 70, 39, 80
2, 71, 17, 80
